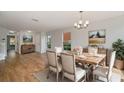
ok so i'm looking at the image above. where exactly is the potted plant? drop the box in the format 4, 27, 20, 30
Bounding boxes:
112, 39, 124, 70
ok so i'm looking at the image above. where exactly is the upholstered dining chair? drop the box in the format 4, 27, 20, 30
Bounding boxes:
93, 51, 116, 82
46, 50, 62, 82
61, 53, 86, 82
54, 47, 63, 54
88, 47, 98, 55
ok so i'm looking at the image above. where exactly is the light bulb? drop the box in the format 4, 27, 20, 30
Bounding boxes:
77, 24, 80, 28
83, 24, 87, 27
78, 20, 82, 25
85, 20, 89, 25
74, 22, 78, 27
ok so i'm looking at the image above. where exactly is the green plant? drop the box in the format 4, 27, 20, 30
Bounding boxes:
47, 42, 51, 48
63, 42, 71, 50
112, 39, 124, 60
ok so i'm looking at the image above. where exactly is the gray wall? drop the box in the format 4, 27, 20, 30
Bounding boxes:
48, 15, 124, 49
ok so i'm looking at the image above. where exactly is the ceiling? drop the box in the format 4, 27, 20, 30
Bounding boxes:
0, 11, 124, 32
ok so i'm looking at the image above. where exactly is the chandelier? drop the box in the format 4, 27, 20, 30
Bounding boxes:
74, 11, 89, 30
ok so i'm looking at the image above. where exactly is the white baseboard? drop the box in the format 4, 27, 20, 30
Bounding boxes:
0, 54, 5, 61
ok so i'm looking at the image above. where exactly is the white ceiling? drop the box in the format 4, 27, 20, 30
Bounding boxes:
0, 11, 124, 32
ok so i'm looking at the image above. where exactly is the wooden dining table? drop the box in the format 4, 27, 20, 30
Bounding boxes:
57, 51, 106, 81
75, 53, 106, 65
58, 51, 106, 66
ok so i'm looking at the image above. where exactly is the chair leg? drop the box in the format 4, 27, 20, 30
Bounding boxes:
86, 73, 89, 81
56, 72, 59, 82
107, 78, 110, 82
85, 74, 87, 82
62, 72, 64, 82
93, 74, 95, 82
47, 69, 50, 79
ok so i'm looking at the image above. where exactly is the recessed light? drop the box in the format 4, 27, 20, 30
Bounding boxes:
27, 30, 32, 33
9, 31, 15, 33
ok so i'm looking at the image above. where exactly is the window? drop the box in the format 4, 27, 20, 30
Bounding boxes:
47, 35, 51, 48
63, 32, 71, 50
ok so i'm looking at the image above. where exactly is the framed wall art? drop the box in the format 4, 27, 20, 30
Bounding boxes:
89, 29, 106, 45
23, 35, 33, 43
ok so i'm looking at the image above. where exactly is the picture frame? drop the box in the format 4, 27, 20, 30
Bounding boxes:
88, 29, 106, 45
23, 35, 33, 43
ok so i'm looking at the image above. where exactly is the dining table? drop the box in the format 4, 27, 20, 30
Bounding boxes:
57, 51, 106, 66
57, 51, 106, 81
75, 53, 106, 66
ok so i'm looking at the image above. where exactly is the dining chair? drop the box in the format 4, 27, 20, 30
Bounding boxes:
93, 51, 116, 82
46, 50, 62, 82
88, 47, 98, 55
98, 48, 108, 66
54, 47, 63, 63
61, 53, 86, 82
54, 47, 63, 53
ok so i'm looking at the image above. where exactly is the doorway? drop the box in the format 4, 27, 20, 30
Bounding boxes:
7, 35, 16, 53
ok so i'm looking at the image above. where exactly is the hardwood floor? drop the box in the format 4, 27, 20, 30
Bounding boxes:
0, 51, 48, 82
0, 50, 124, 82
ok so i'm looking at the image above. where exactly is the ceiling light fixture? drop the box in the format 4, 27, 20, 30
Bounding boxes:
27, 30, 32, 33
74, 11, 89, 30
9, 31, 15, 34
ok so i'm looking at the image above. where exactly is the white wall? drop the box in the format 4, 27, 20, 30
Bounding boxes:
17, 31, 47, 54
48, 15, 124, 49
0, 26, 9, 60
41, 32, 47, 53
51, 31, 63, 49
35, 32, 41, 53
17, 31, 42, 54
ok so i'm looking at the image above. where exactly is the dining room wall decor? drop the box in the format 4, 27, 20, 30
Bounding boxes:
88, 29, 106, 45
23, 34, 33, 43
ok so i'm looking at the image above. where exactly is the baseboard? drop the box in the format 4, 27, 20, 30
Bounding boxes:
0, 54, 5, 61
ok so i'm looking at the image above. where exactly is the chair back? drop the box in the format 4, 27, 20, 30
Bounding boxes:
88, 47, 98, 55
73, 46, 83, 55
46, 50, 57, 67
61, 53, 76, 75
54, 47, 63, 53
107, 51, 116, 81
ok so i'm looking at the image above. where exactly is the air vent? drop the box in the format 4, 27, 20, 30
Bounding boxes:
32, 18, 39, 22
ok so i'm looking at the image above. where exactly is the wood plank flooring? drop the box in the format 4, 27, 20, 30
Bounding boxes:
0, 51, 48, 82
0, 50, 124, 82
